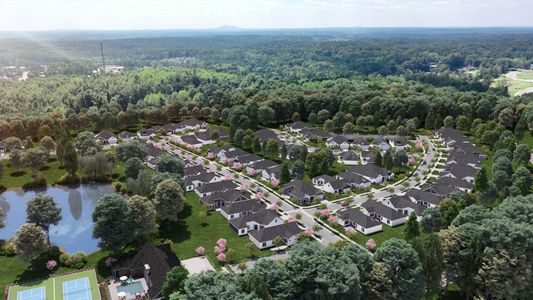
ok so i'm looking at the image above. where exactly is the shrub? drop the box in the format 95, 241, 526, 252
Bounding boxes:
70, 252, 87, 269
59, 253, 71, 266
114, 182, 122, 191
0, 238, 16, 256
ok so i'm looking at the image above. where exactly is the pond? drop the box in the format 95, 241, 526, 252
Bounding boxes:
0, 183, 115, 254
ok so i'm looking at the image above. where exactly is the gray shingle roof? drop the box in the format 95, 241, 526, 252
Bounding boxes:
184, 165, 206, 177
249, 222, 301, 242
361, 200, 405, 220
199, 189, 246, 205
196, 180, 236, 194
184, 172, 216, 186
221, 199, 263, 215
282, 180, 323, 200
336, 171, 369, 185
387, 195, 426, 215
249, 159, 278, 171
337, 208, 381, 228
229, 208, 279, 229
119, 131, 135, 139
405, 188, 444, 206
236, 154, 263, 164
348, 164, 389, 179
286, 121, 312, 130
338, 151, 358, 160
181, 134, 202, 145
328, 135, 348, 144
95, 130, 116, 140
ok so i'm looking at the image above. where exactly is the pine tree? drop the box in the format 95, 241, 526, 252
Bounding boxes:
404, 212, 420, 241
280, 163, 291, 184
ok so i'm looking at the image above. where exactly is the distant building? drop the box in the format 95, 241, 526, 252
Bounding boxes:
98, 65, 125, 74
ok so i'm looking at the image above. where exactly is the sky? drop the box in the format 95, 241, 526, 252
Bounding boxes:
1, 0, 532, 31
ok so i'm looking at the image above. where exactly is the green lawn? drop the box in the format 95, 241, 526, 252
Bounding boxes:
515, 70, 533, 80
0, 158, 67, 189
351, 224, 406, 247
519, 131, 533, 148
152, 193, 270, 268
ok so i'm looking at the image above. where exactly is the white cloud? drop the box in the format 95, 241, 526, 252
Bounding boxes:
0, 0, 531, 31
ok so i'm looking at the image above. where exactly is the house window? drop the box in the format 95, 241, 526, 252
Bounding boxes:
262, 242, 267, 247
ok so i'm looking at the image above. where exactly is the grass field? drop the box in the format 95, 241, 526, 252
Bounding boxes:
0, 158, 66, 189
515, 70, 533, 80
7, 269, 100, 300
351, 224, 406, 247
492, 70, 533, 96
153, 192, 270, 268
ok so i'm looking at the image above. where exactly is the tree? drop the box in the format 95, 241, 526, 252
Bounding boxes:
396, 125, 407, 136
151, 172, 184, 193
392, 150, 408, 168
317, 109, 330, 124
439, 198, 459, 228
127, 195, 158, 236
438, 226, 463, 293
127, 170, 152, 197
292, 112, 301, 122
92, 194, 134, 255
242, 135, 253, 151
9, 149, 24, 171
39, 136, 56, 153
420, 208, 442, 233
412, 234, 444, 298
324, 119, 334, 132
383, 150, 393, 170
308, 112, 317, 125
154, 179, 185, 222
23, 147, 49, 179
79, 153, 113, 180
374, 151, 383, 167
404, 212, 420, 241
0, 161, 4, 182
473, 166, 489, 192
492, 170, 510, 191
124, 157, 143, 179
62, 141, 78, 177
265, 139, 279, 158
280, 163, 291, 184
252, 138, 262, 154
14, 223, 49, 262
38, 125, 53, 140
155, 154, 185, 176
512, 166, 532, 195
374, 238, 424, 300
233, 128, 245, 146
280, 143, 288, 160
183, 271, 253, 299
3, 137, 22, 152
116, 140, 148, 161
291, 160, 305, 179
364, 262, 393, 299
0, 206, 5, 229
343, 122, 355, 134
443, 116, 455, 128
456, 115, 470, 131
75, 131, 97, 155
162, 266, 189, 298
513, 144, 531, 167
26, 193, 62, 240
377, 126, 388, 135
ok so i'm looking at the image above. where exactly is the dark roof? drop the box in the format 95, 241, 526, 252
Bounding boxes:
443, 164, 478, 179
313, 174, 336, 183
435, 176, 473, 189
300, 128, 330, 139
286, 121, 312, 130
184, 172, 216, 186
163, 123, 180, 132
337, 208, 381, 228
338, 151, 358, 161
112, 243, 179, 299
282, 180, 323, 200
249, 159, 279, 171
328, 135, 348, 144
184, 164, 206, 177
264, 164, 282, 177
195, 131, 213, 142
210, 127, 230, 139
427, 183, 460, 197
199, 190, 247, 205
138, 128, 155, 136
405, 188, 444, 206
94, 130, 116, 140
328, 179, 351, 190
249, 222, 301, 242
229, 208, 279, 229
119, 131, 135, 139
336, 171, 369, 185
221, 199, 264, 215
236, 154, 263, 164
348, 164, 389, 179
387, 195, 426, 215
253, 128, 281, 143
146, 143, 165, 158
181, 134, 202, 145
361, 200, 405, 220
223, 148, 250, 159
196, 180, 236, 194
177, 119, 206, 128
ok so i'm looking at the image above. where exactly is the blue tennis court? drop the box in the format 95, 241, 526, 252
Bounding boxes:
17, 287, 45, 300
62, 277, 92, 300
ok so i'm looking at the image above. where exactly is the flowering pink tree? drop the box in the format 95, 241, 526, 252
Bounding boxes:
234, 162, 243, 170
415, 139, 423, 148
255, 191, 264, 200
214, 245, 226, 254
407, 157, 416, 166
287, 215, 296, 223
247, 167, 256, 176
46, 260, 57, 270
269, 203, 280, 211
216, 238, 228, 247
366, 239, 377, 251
217, 253, 226, 262
208, 152, 216, 159
195, 246, 205, 256
345, 227, 357, 237
239, 183, 249, 191
271, 178, 280, 187
223, 157, 231, 165
319, 209, 330, 217
303, 228, 314, 237
224, 174, 233, 181
327, 216, 337, 223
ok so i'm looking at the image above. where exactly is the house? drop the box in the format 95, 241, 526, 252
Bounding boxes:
144, 143, 166, 168
347, 164, 393, 184
300, 128, 330, 141
373, 137, 390, 152
235, 154, 264, 166
249, 159, 279, 174
178, 134, 204, 149
176, 119, 207, 131
360, 200, 407, 227
195, 131, 217, 144
312, 174, 351, 195
383, 195, 427, 220
229, 208, 283, 236
184, 164, 206, 178
248, 222, 301, 249
199, 190, 247, 210
434, 176, 473, 193
337, 151, 360, 165
312, 174, 336, 186
285, 121, 312, 133
0, 139, 7, 154
326, 136, 350, 150
253, 128, 283, 144
94, 130, 117, 145
163, 123, 180, 135
435, 127, 486, 159
184, 171, 218, 192
390, 137, 410, 150
441, 164, 477, 184
138, 128, 156, 139
361, 150, 376, 164
118, 131, 136, 142
209, 145, 248, 161
336, 208, 382, 235
282, 180, 325, 205
336, 171, 371, 190
220, 199, 264, 220
195, 180, 236, 197
261, 164, 282, 181
351, 137, 370, 151
405, 188, 444, 208
111, 243, 180, 300
210, 127, 230, 140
